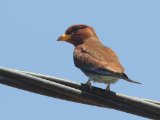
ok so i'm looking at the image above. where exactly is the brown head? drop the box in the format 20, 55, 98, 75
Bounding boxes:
57, 24, 98, 46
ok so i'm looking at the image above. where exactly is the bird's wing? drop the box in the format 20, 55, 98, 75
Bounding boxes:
74, 41, 124, 74
99, 46, 124, 73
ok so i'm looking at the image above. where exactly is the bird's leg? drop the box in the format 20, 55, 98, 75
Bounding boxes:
85, 79, 92, 89
105, 84, 110, 93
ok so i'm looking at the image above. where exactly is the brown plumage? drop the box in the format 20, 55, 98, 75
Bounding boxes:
58, 24, 141, 92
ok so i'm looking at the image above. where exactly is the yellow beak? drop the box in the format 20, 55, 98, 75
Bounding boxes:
57, 34, 71, 41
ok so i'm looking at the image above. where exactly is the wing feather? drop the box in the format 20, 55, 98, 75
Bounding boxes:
74, 41, 124, 74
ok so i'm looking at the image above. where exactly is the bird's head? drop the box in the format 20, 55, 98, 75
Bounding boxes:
57, 24, 98, 46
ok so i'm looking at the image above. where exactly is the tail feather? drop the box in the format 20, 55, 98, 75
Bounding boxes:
125, 78, 142, 84
121, 73, 142, 84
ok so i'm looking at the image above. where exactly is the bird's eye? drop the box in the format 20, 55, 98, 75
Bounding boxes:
72, 27, 81, 33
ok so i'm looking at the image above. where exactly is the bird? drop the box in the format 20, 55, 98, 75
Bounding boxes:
57, 24, 141, 92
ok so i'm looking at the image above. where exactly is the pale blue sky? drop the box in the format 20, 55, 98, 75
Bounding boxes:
0, 0, 160, 119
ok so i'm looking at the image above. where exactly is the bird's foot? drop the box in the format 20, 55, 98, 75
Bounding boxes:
85, 80, 92, 90
105, 84, 110, 94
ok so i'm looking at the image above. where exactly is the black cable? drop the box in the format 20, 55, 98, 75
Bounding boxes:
0, 67, 160, 119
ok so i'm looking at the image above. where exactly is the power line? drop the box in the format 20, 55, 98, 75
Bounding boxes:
0, 67, 160, 119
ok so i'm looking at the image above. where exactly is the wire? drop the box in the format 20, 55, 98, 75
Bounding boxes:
0, 67, 160, 119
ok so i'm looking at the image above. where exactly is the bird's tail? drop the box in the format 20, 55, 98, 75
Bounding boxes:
121, 73, 142, 84
125, 78, 142, 84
